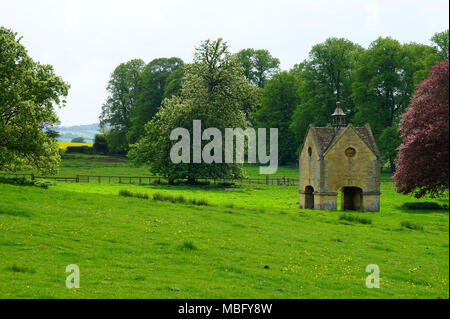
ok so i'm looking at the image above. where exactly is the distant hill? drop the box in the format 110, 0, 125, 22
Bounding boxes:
55, 123, 100, 143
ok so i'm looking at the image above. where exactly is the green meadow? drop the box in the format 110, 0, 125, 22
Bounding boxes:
0, 154, 448, 298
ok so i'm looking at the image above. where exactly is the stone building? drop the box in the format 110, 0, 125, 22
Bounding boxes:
298, 103, 380, 211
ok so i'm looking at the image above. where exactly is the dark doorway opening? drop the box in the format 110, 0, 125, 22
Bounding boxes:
305, 186, 314, 209
342, 187, 362, 211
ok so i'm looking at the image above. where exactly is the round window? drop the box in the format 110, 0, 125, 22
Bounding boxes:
345, 147, 356, 157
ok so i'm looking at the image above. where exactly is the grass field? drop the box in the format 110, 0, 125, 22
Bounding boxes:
0, 153, 448, 298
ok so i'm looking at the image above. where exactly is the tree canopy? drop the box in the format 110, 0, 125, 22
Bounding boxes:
130, 39, 259, 182
431, 29, 449, 61
290, 38, 362, 145
236, 48, 280, 88
0, 27, 69, 174
256, 69, 301, 164
128, 57, 184, 143
394, 60, 449, 198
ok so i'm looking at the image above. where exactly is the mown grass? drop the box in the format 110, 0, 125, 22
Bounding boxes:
0, 153, 448, 299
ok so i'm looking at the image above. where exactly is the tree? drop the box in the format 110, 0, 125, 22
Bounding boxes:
104, 128, 128, 155
0, 27, 69, 174
93, 133, 108, 154
45, 129, 61, 140
256, 70, 301, 164
352, 37, 438, 169
128, 57, 184, 143
130, 39, 259, 183
163, 64, 185, 98
431, 29, 449, 61
290, 38, 363, 145
99, 59, 145, 148
71, 137, 85, 143
236, 48, 280, 88
394, 60, 449, 198
377, 125, 401, 172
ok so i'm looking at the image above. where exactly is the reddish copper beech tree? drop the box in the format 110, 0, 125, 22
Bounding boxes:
394, 60, 449, 198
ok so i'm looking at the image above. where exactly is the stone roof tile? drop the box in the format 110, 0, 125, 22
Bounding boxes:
310, 125, 379, 156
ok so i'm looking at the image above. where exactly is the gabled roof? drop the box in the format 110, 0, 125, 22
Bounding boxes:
305, 124, 379, 157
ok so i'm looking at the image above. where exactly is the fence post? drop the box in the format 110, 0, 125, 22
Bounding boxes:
31, 173, 34, 181
76, 175, 79, 183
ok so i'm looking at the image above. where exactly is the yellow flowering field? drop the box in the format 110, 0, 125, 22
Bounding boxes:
57, 142, 93, 150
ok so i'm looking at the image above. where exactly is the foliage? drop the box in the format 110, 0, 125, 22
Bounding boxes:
256, 70, 301, 164
44, 129, 60, 140
71, 137, 85, 143
99, 59, 145, 150
0, 176, 50, 189
128, 58, 184, 143
394, 60, 449, 198
104, 128, 128, 155
93, 133, 108, 153
290, 38, 363, 145
65, 145, 94, 154
236, 48, 280, 88
431, 29, 449, 60
352, 38, 438, 170
0, 27, 69, 174
130, 38, 259, 183
378, 125, 402, 171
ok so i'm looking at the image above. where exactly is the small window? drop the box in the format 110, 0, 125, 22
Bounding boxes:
345, 147, 356, 157
308, 147, 312, 156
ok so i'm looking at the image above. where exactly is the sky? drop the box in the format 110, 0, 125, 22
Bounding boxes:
1, 0, 448, 126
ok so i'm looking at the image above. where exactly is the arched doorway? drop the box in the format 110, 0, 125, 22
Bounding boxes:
305, 186, 314, 209
342, 187, 362, 210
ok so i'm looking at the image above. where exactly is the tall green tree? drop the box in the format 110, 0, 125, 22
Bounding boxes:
256, 69, 301, 164
128, 57, 183, 143
352, 37, 438, 170
290, 38, 363, 145
236, 48, 280, 88
0, 27, 69, 174
130, 39, 259, 183
99, 59, 145, 151
431, 29, 449, 60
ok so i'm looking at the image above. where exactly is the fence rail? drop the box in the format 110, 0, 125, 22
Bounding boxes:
1, 172, 392, 187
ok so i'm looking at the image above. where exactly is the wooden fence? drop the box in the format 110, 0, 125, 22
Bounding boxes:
1, 173, 391, 187
0, 173, 298, 186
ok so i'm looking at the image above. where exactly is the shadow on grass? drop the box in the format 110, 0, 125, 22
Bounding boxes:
396, 202, 449, 214
0, 208, 33, 217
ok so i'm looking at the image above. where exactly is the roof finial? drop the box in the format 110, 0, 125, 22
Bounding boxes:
332, 101, 346, 127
